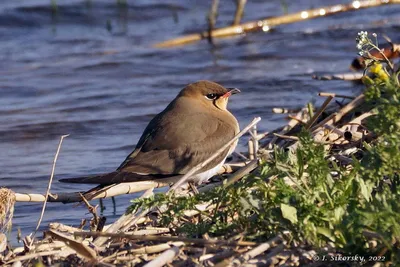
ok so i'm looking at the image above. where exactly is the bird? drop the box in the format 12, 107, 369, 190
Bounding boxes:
60, 80, 240, 193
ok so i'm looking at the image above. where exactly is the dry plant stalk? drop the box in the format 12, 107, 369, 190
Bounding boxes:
31, 134, 69, 244
0, 188, 16, 233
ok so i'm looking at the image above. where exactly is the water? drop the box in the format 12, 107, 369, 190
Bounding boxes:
1, 0, 399, 244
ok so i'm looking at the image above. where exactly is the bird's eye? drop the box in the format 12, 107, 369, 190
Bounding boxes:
205, 93, 218, 100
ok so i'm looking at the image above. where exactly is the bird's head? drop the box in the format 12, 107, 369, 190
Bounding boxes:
178, 80, 240, 111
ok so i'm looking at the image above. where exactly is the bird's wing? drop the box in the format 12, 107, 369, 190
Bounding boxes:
118, 108, 238, 175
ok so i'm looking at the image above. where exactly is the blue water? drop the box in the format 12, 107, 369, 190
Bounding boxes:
1, 0, 399, 244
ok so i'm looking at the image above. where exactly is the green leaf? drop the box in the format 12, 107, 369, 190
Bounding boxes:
317, 227, 336, 242
334, 207, 345, 223
357, 177, 372, 201
280, 203, 298, 224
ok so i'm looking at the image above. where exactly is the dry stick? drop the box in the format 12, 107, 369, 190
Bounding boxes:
267, 108, 306, 148
5, 250, 65, 264
248, 139, 255, 160
31, 134, 69, 245
14, 180, 166, 203
197, 159, 258, 193
312, 72, 363, 81
252, 125, 259, 157
273, 133, 299, 141
169, 117, 261, 191
318, 92, 355, 99
74, 231, 257, 247
233, 0, 247, 25
273, 107, 302, 114
223, 159, 258, 188
154, 1, 399, 48
287, 115, 306, 125
305, 96, 333, 129
207, 0, 220, 44
143, 243, 183, 267
232, 236, 283, 265
311, 94, 365, 133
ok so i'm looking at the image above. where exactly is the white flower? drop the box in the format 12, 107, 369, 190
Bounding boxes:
356, 31, 369, 50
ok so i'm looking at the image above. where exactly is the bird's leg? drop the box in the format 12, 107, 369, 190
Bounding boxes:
112, 196, 117, 215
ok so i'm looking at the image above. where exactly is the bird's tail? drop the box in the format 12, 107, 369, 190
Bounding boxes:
59, 171, 180, 185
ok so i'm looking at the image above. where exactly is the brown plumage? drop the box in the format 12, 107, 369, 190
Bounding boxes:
60, 80, 240, 188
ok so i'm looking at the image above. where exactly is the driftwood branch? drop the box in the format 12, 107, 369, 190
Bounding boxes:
154, 1, 400, 48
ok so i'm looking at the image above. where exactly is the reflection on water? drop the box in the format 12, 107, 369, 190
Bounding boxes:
0, 0, 398, 242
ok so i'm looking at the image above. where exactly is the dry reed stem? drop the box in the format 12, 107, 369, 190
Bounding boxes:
142, 243, 183, 267
14, 180, 165, 203
273, 133, 300, 141
232, 236, 283, 265
287, 115, 307, 125
312, 72, 364, 81
5, 250, 66, 264
305, 96, 333, 129
311, 94, 365, 133
233, 0, 247, 25
319, 92, 355, 99
154, 1, 399, 48
0, 188, 16, 233
32, 134, 69, 245
267, 108, 306, 148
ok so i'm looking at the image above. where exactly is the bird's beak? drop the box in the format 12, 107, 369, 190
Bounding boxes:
222, 88, 241, 98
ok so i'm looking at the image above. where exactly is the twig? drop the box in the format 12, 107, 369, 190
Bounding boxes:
287, 115, 306, 125
169, 117, 261, 191
143, 243, 183, 267
233, 0, 247, 25
232, 236, 283, 265
267, 108, 306, 148
31, 134, 69, 244
14, 180, 166, 203
223, 159, 258, 188
312, 72, 363, 81
5, 250, 66, 264
311, 94, 365, 133
318, 92, 355, 99
273, 133, 299, 141
207, 0, 219, 44
305, 96, 333, 129
248, 139, 255, 160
